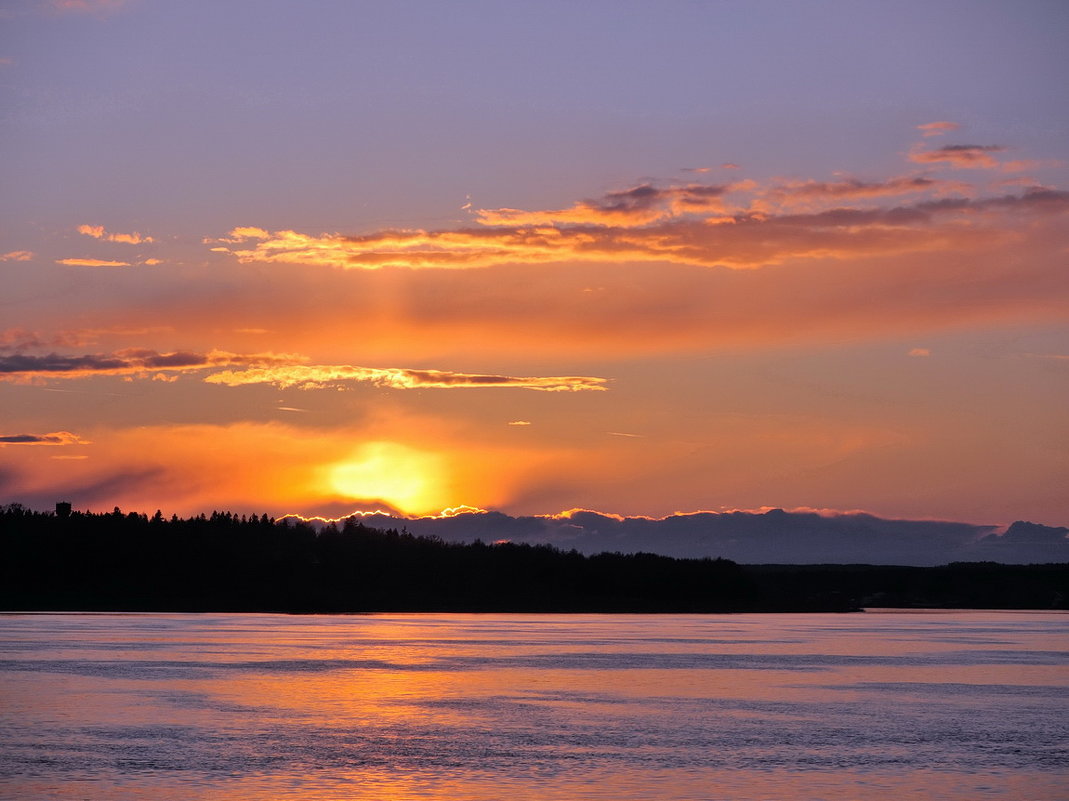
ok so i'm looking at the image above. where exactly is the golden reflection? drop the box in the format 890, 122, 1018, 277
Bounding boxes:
6, 612, 1067, 801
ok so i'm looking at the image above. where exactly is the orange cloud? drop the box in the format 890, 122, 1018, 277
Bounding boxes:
474, 183, 740, 227
56, 258, 132, 267
916, 121, 960, 137
0, 431, 87, 446
331, 220, 1065, 359
0, 423, 362, 516
0, 420, 565, 518
0, 326, 175, 353
1023, 353, 1069, 362
908, 144, 1006, 169
0, 348, 300, 383
998, 159, 1059, 174
51, 0, 127, 13
1, 250, 33, 261
212, 186, 1067, 271
0, 346, 606, 392
1, 327, 99, 353
204, 365, 608, 392
44, 186, 1064, 368
77, 224, 154, 244
761, 175, 967, 208
209, 226, 271, 244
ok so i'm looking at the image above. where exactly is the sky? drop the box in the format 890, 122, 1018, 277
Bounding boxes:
2, 0, 1068, 529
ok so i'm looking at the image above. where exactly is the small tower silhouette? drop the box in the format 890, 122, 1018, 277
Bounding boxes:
55, 501, 72, 518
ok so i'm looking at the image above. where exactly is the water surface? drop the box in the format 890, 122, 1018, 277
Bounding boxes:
1, 611, 1066, 800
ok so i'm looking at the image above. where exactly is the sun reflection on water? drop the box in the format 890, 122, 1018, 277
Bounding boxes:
0, 612, 1066, 801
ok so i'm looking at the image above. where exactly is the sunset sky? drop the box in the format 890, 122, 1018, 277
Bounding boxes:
2, 0, 1067, 528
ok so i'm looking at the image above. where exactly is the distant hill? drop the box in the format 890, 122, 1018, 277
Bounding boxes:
344, 508, 1069, 566
2, 504, 1066, 612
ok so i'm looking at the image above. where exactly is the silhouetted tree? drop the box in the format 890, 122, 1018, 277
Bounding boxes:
0, 504, 1065, 612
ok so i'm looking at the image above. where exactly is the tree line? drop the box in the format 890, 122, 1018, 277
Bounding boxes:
1, 504, 1065, 612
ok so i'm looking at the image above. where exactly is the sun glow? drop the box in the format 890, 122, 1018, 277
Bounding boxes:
328, 441, 449, 515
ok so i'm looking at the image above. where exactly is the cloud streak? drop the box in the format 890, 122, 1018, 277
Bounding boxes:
0, 349, 298, 382
474, 183, 743, 227
50, 0, 128, 13
908, 144, 1006, 169
204, 365, 608, 392
1, 326, 175, 354
916, 121, 961, 137
760, 175, 962, 208
56, 258, 132, 267
77, 224, 154, 244
0, 348, 607, 392
0, 431, 86, 446
211, 184, 1067, 272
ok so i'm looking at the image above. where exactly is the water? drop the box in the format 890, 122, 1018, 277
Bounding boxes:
0, 611, 1066, 800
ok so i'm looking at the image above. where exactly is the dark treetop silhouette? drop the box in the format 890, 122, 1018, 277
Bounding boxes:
1, 504, 1066, 612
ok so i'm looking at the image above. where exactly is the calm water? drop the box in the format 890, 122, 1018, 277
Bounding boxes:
0, 612, 1066, 801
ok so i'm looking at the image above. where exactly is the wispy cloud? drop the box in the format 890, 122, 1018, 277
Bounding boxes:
77, 224, 154, 244
1023, 352, 1069, 362
205, 141, 1065, 275
0, 346, 607, 392
56, 257, 132, 267
1, 250, 33, 262
916, 121, 960, 137
761, 175, 963, 208
1, 328, 82, 353
475, 183, 744, 227
0, 431, 87, 446
50, 0, 128, 13
1, 326, 174, 354
210, 186, 1068, 271
0, 349, 298, 382
908, 144, 1006, 169
204, 365, 608, 392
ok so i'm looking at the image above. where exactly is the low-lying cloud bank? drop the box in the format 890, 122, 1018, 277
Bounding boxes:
352, 508, 1069, 566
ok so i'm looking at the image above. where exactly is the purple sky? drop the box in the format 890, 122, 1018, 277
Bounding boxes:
2, 0, 1067, 532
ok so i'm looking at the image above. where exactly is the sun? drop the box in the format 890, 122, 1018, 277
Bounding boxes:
328, 441, 448, 515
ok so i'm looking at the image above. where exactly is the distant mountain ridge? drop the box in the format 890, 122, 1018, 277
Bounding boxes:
345, 508, 1069, 566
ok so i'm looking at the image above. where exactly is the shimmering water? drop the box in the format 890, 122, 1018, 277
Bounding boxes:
0, 611, 1066, 800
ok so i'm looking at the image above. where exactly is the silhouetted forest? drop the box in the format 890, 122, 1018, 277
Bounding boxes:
2, 504, 1066, 612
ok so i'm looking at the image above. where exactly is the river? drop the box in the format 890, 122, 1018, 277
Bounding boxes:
1, 611, 1066, 800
